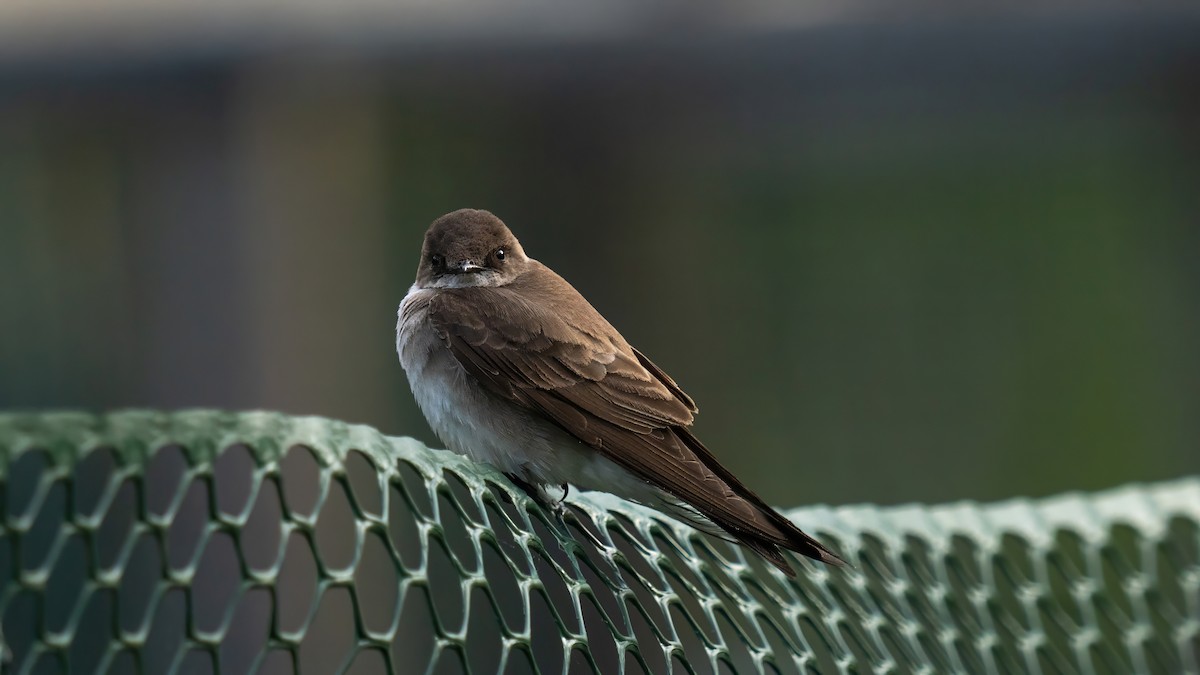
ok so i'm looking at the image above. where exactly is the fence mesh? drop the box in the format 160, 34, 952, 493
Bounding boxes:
0, 410, 1196, 674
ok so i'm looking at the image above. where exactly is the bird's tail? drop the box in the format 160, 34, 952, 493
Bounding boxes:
672, 428, 848, 576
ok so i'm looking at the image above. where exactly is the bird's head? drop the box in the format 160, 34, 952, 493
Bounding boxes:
415, 209, 530, 289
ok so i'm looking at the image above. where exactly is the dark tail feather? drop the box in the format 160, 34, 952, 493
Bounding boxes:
738, 537, 799, 577
671, 428, 848, 573
790, 530, 848, 567
734, 529, 847, 577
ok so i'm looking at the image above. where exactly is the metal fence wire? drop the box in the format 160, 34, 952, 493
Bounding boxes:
0, 411, 1196, 675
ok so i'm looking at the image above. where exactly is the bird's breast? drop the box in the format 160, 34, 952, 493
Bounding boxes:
395, 286, 684, 511
397, 286, 575, 481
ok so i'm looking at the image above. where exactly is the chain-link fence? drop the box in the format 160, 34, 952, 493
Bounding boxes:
0, 411, 1196, 674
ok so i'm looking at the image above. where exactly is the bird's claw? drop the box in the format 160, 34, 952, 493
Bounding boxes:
504, 473, 569, 512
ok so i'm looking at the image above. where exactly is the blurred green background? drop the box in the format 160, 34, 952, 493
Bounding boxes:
1, 4, 1198, 508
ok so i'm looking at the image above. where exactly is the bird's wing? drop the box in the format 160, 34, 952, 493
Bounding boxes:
426, 266, 843, 570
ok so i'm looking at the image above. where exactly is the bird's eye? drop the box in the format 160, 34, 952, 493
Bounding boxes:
430, 254, 444, 268
494, 248, 506, 262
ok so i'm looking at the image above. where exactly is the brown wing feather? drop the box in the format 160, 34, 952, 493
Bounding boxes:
428, 262, 844, 573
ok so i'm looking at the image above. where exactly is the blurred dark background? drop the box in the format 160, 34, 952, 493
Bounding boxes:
1, 2, 1198, 508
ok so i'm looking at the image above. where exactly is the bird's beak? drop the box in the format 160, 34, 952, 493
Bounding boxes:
452, 260, 485, 274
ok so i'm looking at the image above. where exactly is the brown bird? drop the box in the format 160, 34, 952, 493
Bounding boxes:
396, 208, 844, 575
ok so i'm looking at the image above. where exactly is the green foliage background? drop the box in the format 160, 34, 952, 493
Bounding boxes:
1, 17, 1198, 507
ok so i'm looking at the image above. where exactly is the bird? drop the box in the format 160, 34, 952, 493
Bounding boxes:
396, 208, 845, 575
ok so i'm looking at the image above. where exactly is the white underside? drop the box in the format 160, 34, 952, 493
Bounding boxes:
396, 285, 667, 506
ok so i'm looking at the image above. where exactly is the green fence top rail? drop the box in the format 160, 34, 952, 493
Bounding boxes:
0, 410, 1197, 675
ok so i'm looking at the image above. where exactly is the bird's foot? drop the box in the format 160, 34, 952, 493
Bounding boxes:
503, 473, 568, 511
503, 474, 575, 529
550, 483, 571, 518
